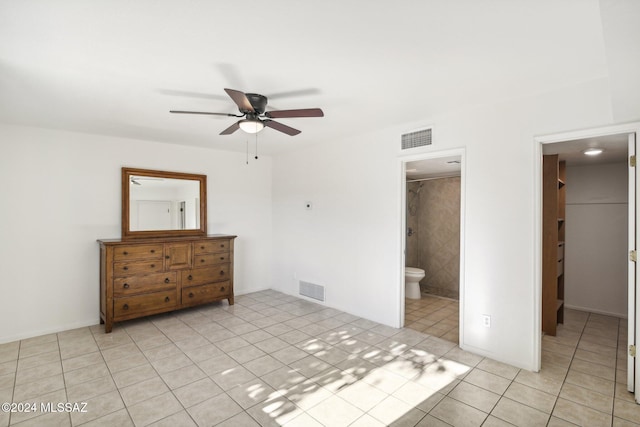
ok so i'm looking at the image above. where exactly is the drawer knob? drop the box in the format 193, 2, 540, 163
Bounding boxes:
220, 270, 224, 275
123, 304, 129, 310
188, 275, 193, 281
164, 278, 170, 284
165, 297, 170, 303
123, 283, 129, 289
200, 259, 205, 263
221, 244, 225, 248
165, 255, 170, 259
189, 292, 194, 298
150, 249, 155, 254
123, 251, 128, 255
220, 257, 224, 260
123, 266, 128, 271
220, 286, 225, 292
200, 246, 205, 249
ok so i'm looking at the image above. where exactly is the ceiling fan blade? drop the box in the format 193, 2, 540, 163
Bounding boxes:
267, 88, 321, 100
224, 88, 254, 113
220, 121, 241, 135
216, 63, 246, 90
265, 108, 324, 119
158, 89, 227, 101
264, 119, 301, 136
170, 110, 238, 117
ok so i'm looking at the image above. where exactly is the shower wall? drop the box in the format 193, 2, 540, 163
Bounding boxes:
406, 177, 460, 299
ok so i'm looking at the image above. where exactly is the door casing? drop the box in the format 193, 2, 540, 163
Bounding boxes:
398, 147, 466, 345
534, 123, 640, 396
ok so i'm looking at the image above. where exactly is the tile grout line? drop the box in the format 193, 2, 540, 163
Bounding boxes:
90, 323, 137, 427
545, 314, 627, 426
57, 333, 72, 426
545, 312, 588, 427
612, 317, 620, 427
7, 341, 19, 427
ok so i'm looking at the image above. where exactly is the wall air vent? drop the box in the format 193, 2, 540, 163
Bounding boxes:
299, 280, 325, 302
401, 128, 432, 150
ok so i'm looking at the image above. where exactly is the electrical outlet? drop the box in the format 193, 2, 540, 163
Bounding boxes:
482, 315, 491, 328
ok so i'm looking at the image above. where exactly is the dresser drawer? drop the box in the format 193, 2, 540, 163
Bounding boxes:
113, 244, 163, 261
113, 260, 163, 277
193, 252, 231, 267
194, 240, 230, 255
114, 272, 177, 296
113, 290, 177, 318
181, 264, 230, 286
182, 281, 230, 306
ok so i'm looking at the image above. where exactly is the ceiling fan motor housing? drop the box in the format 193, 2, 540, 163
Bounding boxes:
245, 93, 268, 114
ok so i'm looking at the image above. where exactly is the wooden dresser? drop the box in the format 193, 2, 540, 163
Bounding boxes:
98, 234, 236, 332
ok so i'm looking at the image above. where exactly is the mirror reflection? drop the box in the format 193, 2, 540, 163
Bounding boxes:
129, 175, 201, 231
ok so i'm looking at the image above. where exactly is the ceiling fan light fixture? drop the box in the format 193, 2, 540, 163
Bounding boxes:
239, 119, 264, 134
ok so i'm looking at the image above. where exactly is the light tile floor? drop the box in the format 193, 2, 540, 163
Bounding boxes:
0, 290, 638, 426
405, 295, 459, 344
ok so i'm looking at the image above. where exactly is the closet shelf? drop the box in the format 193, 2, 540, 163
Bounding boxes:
543, 155, 565, 336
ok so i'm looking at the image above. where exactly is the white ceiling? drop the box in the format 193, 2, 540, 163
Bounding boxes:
0, 1, 614, 155
543, 133, 629, 166
406, 156, 461, 181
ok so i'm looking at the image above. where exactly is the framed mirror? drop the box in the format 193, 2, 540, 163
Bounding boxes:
122, 167, 207, 239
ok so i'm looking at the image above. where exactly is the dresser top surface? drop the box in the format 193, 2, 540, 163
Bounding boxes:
98, 234, 236, 245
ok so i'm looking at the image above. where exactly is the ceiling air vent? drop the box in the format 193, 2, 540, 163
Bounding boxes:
401, 128, 432, 150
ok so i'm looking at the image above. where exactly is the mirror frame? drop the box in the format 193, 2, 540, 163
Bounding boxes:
122, 167, 207, 239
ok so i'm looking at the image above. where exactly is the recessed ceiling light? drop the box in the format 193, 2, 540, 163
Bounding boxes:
583, 148, 604, 156
406, 168, 417, 172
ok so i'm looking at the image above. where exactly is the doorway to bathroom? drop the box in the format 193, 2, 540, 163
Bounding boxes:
401, 150, 464, 346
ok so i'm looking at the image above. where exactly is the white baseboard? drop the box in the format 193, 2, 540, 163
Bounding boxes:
0, 318, 99, 345
564, 304, 627, 319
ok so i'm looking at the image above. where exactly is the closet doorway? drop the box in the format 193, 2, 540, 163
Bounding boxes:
536, 124, 639, 399
401, 149, 465, 346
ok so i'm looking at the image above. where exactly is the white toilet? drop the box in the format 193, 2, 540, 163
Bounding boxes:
405, 267, 425, 299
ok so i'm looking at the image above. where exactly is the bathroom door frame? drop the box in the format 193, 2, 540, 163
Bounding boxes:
534, 122, 640, 395
398, 147, 466, 346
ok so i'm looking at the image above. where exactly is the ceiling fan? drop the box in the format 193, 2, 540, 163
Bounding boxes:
170, 88, 324, 136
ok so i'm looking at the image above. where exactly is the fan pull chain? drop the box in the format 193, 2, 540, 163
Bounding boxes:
255, 133, 258, 160
245, 137, 249, 165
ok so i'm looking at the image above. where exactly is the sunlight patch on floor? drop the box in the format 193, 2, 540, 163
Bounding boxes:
248, 329, 470, 425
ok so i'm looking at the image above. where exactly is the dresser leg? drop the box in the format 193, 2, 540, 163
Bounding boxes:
104, 321, 113, 334
228, 296, 234, 305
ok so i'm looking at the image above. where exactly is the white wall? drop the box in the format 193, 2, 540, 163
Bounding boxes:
272, 77, 615, 370
564, 162, 628, 317
0, 124, 273, 343
272, 128, 401, 326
